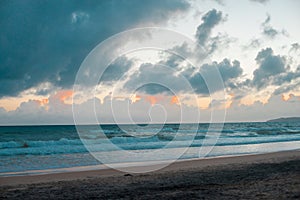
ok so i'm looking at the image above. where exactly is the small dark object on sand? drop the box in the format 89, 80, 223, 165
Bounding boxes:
124, 174, 133, 177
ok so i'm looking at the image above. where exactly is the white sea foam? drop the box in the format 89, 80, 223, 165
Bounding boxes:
1, 122, 300, 174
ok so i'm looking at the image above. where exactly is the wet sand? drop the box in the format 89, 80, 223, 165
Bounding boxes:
1, 150, 300, 199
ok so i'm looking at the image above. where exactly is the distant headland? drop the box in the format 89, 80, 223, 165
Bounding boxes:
267, 117, 300, 122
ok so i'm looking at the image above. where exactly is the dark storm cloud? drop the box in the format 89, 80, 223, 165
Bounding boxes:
100, 56, 133, 83
0, 0, 190, 97
252, 48, 286, 88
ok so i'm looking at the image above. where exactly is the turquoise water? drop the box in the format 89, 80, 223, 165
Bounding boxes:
1, 122, 300, 175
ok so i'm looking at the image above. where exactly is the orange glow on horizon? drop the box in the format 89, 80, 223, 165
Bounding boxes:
225, 93, 234, 109
239, 95, 254, 106
34, 98, 49, 106
130, 94, 141, 103
197, 97, 211, 109
145, 96, 158, 105
281, 93, 293, 101
239, 94, 270, 106
53, 90, 73, 104
170, 96, 180, 105
0, 98, 21, 111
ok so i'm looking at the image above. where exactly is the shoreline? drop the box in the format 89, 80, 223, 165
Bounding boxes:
1, 150, 300, 199
1, 149, 299, 186
1, 139, 300, 178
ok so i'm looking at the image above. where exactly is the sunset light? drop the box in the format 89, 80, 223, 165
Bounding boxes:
0, 1, 300, 198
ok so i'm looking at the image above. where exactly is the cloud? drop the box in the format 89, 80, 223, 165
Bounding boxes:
0, 91, 74, 125
252, 48, 286, 88
145, 8, 233, 93
196, 9, 224, 46
0, 0, 190, 98
189, 59, 243, 94
50, 90, 73, 104
211, 0, 225, 6
155, 9, 231, 77
226, 94, 300, 122
243, 38, 262, 50
272, 69, 300, 86
123, 57, 243, 96
290, 43, 300, 52
212, 0, 270, 5
272, 66, 300, 94
157, 8, 226, 71
0, 93, 202, 125
239, 47, 300, 95
67, 8, 241, 98
263, 27, 278, 39
100, 56, 134, 83
250, 0, 269, 4
214, 60, 243, 83
207, 33, 235, 55
195, 9, 233, 56
1, 92, 299, 124
261, 14, 287, 39
273, 81, 300, 95
124, 63, 186, 95
261, 14, 278, 38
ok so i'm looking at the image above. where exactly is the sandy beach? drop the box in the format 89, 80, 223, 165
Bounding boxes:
0, 150, 299, 199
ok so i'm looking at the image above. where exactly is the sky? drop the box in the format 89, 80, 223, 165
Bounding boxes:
0, 0, 300, 125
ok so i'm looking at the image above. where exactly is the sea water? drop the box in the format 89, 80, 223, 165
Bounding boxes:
1, 122, 300, 176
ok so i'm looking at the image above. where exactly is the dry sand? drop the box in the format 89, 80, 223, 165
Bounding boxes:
0, 150, 300, 199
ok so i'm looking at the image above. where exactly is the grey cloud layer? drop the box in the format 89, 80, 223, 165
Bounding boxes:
251, 48, 300, 91
188, 59, 243, 94
253, 48, 286, 88
1, 92, 298, 125
101, 9, 298, 96
118, 57, 243, 95
0, 0, 189, 97
1, 3, 299, 101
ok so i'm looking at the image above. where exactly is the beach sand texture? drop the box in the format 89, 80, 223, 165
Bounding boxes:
0, 150, 299, 199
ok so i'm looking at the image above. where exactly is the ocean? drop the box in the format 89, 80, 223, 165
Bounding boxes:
1, 122, 300, 176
